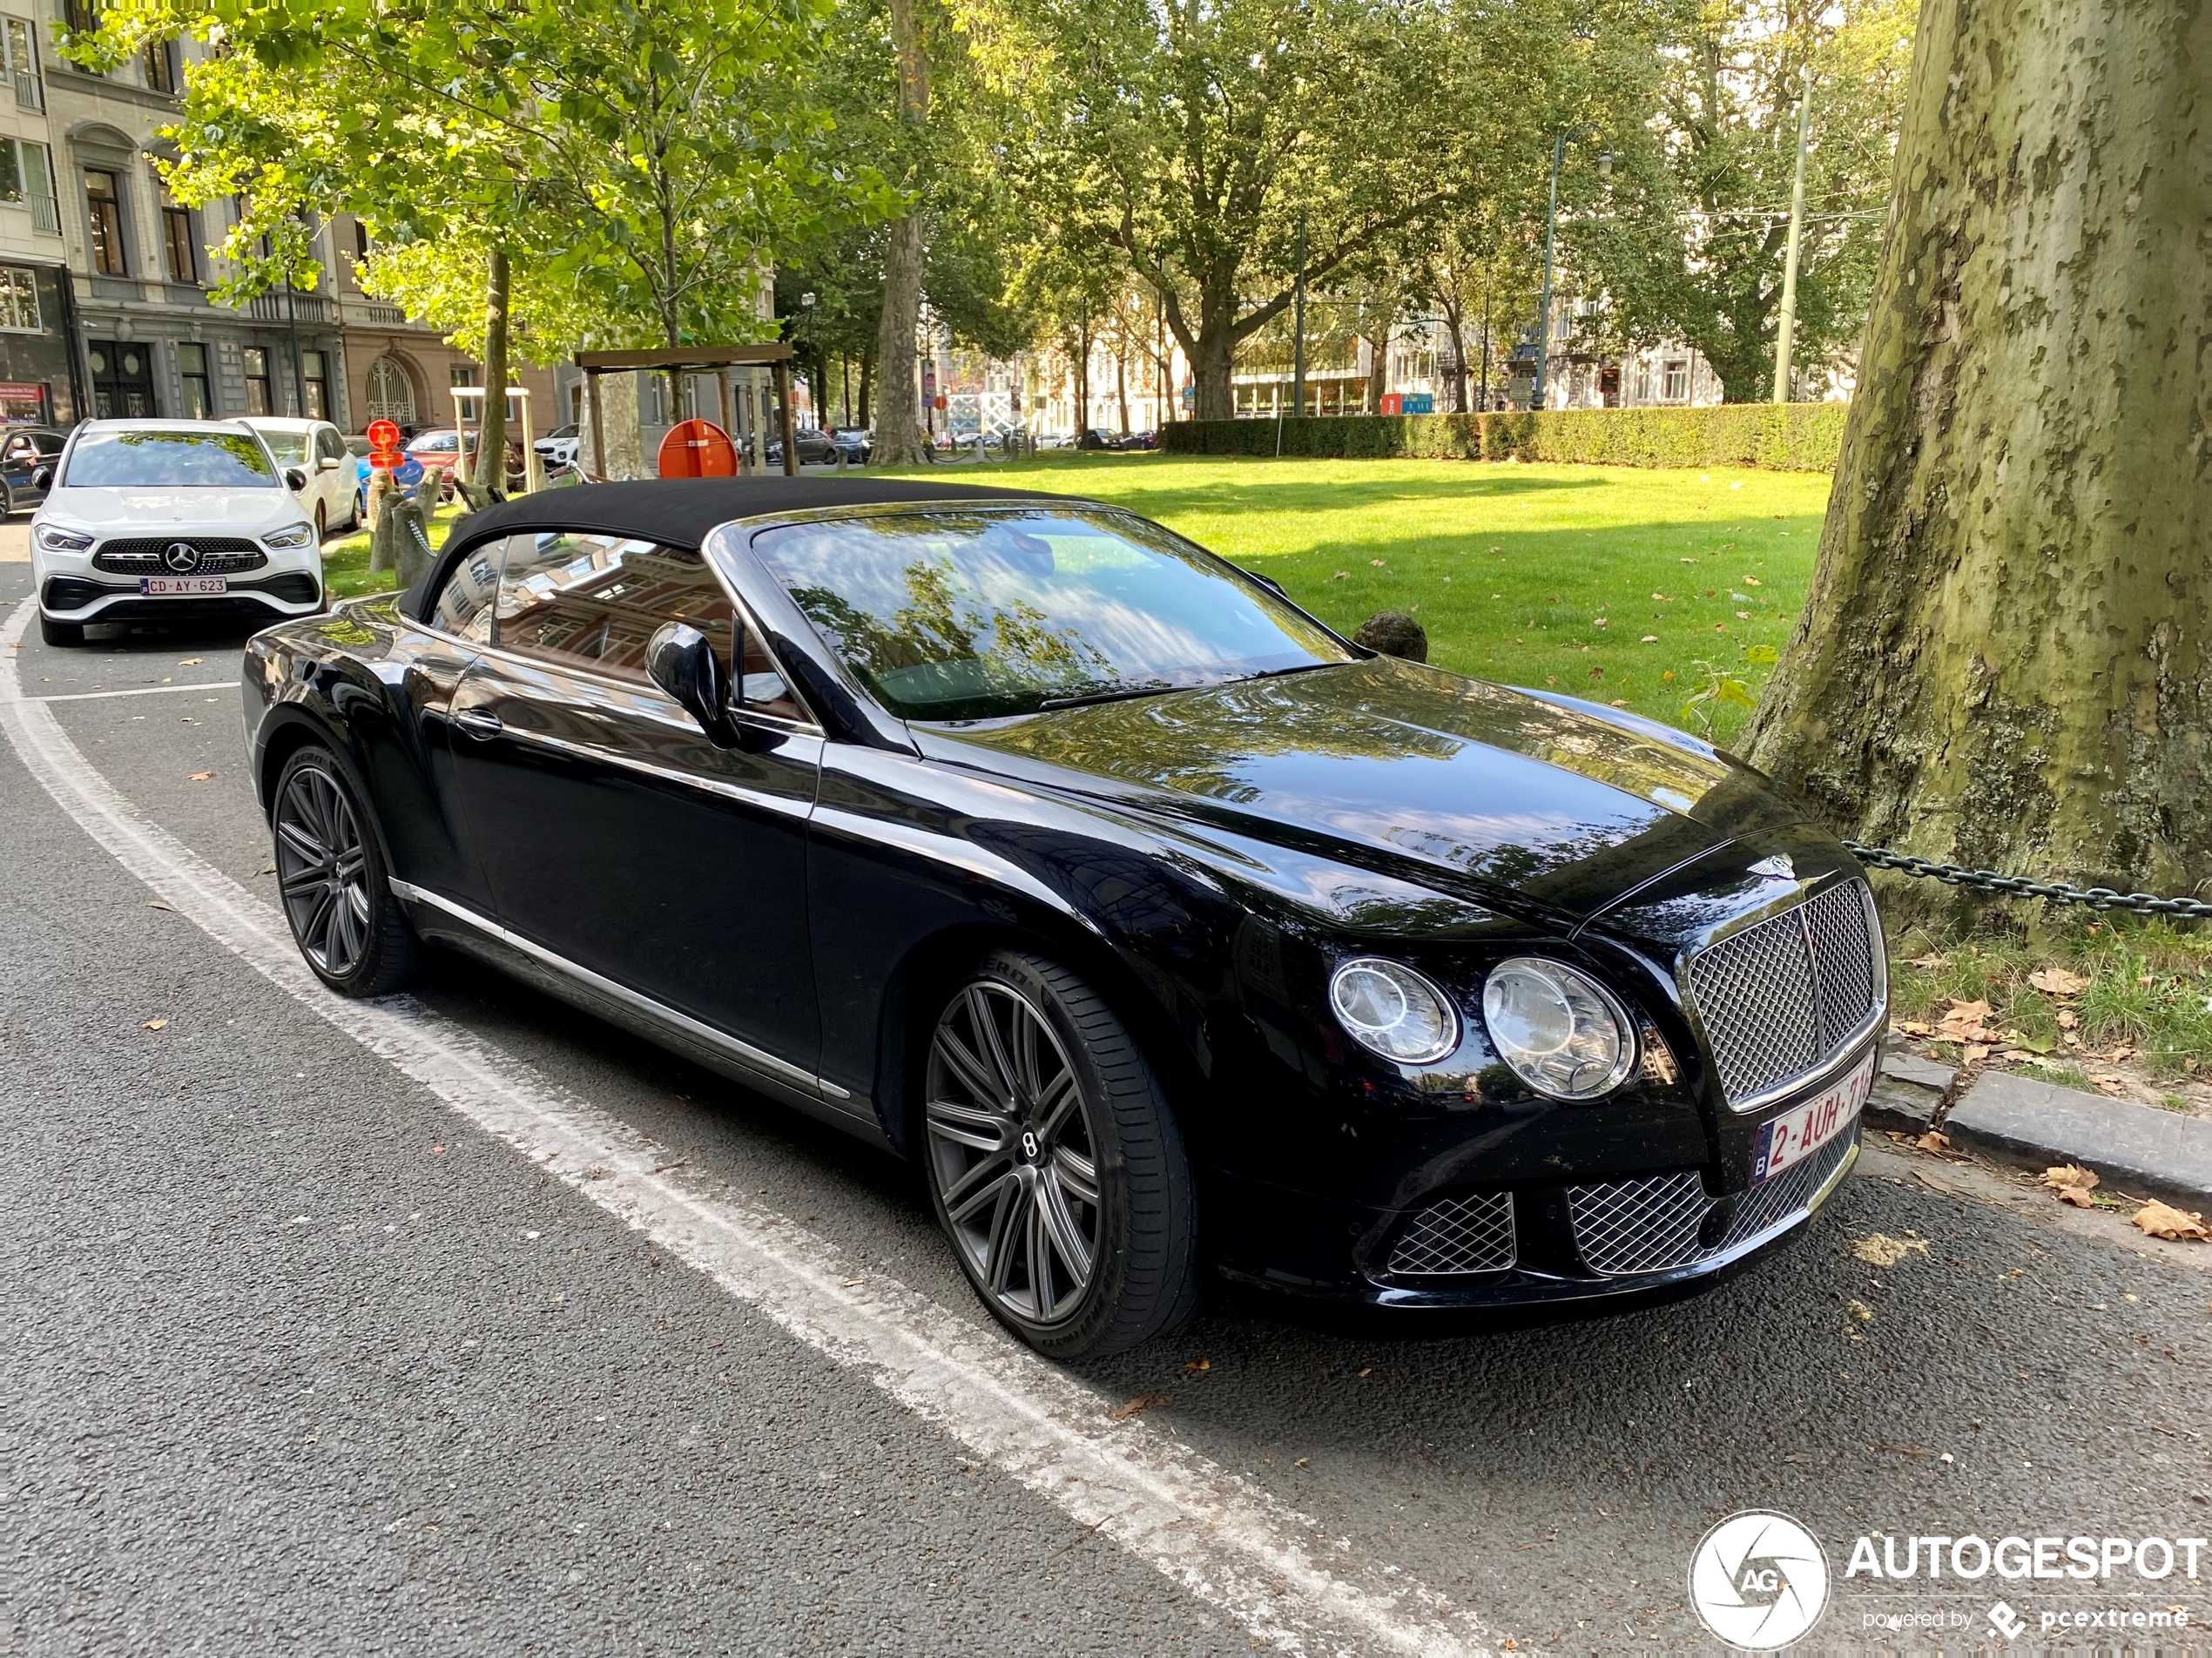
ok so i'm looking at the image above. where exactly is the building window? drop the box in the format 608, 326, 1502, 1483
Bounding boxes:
63, 0, 100, 41
1662, 361, 1689, 402
301, 348, 327, 420
84, 168, 125, 274
160, 197, 195, 282
178, 340, 211, 416
243, 345, 272, 414
367, 354, 415, 422
144, 41, 177, 94
353, 219, 369, 263
449, 365, 477, 387
0, 266, 38, 331
5, 18, 42, 111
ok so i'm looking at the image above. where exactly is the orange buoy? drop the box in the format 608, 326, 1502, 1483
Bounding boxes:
657, 417, 739, 478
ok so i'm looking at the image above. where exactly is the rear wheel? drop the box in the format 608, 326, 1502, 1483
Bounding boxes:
922, 949, 1199, 1360
314, 502, 327, 541
38, 614, 83, 647
272, 745, 417, 996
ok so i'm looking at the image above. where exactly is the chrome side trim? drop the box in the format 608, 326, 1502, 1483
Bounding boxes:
475, 718, 818, 823
388, 879, 843, 1097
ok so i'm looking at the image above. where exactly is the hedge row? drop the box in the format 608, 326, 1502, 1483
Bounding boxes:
1160, 402, 1846, 471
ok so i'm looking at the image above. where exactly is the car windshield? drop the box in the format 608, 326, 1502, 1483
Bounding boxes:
254, 428, 309, 463
64, 428, 278, 488
751, 506, 1352, 721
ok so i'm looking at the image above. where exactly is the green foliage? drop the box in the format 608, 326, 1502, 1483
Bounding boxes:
1564, 0, 1917, 401
1161, 404, 1846, 470
70, 0, 887, 354
1678, 644, 1778, 735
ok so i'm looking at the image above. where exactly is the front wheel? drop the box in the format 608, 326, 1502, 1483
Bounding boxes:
272, 744, 417, 996
922, 949, 1199, 1360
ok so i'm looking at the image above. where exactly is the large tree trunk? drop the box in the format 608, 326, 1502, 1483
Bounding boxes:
472, 246, 510, 492
1744, 0, 2212, 896
871, 0, 931, 467
1188, 295, 1237, 421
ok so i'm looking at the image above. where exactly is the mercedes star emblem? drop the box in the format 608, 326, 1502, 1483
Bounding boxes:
162, 542, 201, 573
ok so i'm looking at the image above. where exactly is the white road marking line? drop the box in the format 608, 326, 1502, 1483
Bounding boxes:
0, 596, 1495, 1658
32, 679, 243, 702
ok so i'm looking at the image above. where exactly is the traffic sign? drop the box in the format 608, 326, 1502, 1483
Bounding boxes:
366, 418, 401, 450
657, 417, 738, 478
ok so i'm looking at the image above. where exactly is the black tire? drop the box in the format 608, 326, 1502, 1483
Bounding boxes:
38, 614, 83, 647
271, 744, 417, 997
921, 948, 1199, 1360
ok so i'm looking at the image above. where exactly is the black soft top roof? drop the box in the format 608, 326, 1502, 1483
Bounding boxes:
399, 476, 1064, 622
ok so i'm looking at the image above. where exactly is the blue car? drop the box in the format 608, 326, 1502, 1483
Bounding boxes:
1, 425, 69, 516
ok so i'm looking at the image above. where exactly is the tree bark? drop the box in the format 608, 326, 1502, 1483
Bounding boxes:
871, 0, 931, 466
472, 246, 510, 492
1744, 0, 2212, 895
857, 349, 873, 429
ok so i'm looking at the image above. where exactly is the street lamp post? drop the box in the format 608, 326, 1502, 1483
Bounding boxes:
1532, 131, 1611, 412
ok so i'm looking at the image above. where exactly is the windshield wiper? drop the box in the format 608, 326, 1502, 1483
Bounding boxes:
1243, 659, 1344, 683
1035, 680, 1187, 711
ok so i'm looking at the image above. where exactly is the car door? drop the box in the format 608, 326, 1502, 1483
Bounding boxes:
444, 527, 825, 1077
312, 425, 350, 526
1, 432, 41, 509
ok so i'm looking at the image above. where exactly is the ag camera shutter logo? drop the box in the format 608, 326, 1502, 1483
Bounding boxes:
1689, 1511, 1831, 1649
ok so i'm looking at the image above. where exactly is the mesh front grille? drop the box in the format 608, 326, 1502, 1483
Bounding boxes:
94, 536, 268, 575
1568, 1125, 1858, 1277
1386, 1191, 1516, 1276
1685, 880, 1880, 1108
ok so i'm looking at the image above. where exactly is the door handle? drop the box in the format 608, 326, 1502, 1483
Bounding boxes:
453, 708, 503, 737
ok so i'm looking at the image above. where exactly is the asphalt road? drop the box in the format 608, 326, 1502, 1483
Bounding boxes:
3, 523, 2209, 1656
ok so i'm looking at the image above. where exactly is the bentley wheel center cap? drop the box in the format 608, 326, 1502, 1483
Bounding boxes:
1020, 1129, 1041, 1162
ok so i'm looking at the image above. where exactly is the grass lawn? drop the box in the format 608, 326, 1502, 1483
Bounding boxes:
887, 451, 1834, 746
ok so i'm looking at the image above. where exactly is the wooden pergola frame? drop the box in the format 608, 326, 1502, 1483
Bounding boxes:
574, 343, 800, 480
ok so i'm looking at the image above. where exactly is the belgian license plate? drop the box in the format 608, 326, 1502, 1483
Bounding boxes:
139, 576, 227, 596
1752, 1050, 1876, 1183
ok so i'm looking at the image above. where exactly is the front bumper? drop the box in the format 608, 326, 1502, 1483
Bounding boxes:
38, 569, 322, 626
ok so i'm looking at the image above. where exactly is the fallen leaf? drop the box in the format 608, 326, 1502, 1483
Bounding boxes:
1914, 1130, 1952, 1153
1501, 1641, 1518, 1653
1915, 1169, 1953, 1195
1369, 558, 1386, 567
1184, 1357, 1211, 1372
187, 771, 215, 783
1640, 634, 1659, 643
1651, 591, 1671, 602
1963, 1042, 1991, 1063
1609, 699, 1629, 709
147, 900, 175, 913
1107, 1392, 1170, 1422
2095, 1076, 2128, 1097
2029, 967, 2089, 996
2056, 1008, 2080, 1029
2130, 1202, 2210, 1243
1851, 1234, 1930, 1267
177, 657, 205, 667
1897, 1019, 1934, 1037
142, 1017, 169, 1030
2042, 1164, 2100, 1201
1743, 575, 1763, 586
1332, 570, 1350, 580
1936, 999, 2003, 1043
841, 1277, 864, 1287
1846, 1298, 1875, 1323
1908, 953, 1948, 969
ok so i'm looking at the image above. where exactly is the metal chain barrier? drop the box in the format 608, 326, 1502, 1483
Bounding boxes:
1844, 841, 2212, 920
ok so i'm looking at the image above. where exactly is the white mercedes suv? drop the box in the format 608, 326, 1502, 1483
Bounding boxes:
30, 420, 325, 647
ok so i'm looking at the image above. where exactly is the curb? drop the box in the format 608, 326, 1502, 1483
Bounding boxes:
1863, 1045, 2212, 1208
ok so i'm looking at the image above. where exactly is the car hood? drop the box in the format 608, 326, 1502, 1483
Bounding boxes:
914, 656, 1811, 929
44, 486, 300, 530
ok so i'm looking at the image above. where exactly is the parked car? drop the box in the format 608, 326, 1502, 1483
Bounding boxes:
535, 422, 582, 469
243, 416, 361, 539
241, 477, 1883, 1359
30, 419, 322, 646
1123, 430, 1160, 451
0, 425, 69, 515
830, 428, 872, 465
764, 426, 840, 468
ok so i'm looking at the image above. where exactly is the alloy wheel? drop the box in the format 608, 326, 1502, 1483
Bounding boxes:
275, 764, 373, 977
926, 981, 1103, 1327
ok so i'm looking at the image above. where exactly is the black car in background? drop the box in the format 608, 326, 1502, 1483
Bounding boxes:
239, 478, 1883, 1359
1, 426, 68, 514
765, 426, 839, 468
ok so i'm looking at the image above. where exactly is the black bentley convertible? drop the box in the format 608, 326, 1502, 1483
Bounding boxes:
241, 478, 1884, 1358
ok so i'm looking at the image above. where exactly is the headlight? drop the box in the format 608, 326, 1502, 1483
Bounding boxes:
1480, 957, 1635, 1100
263, 522, 316, 549
34, 522, 94, 552
1329, 958, 1460, 1064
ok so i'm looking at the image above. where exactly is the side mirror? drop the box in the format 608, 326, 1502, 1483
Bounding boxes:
31, 465, 51, 491
317, 455, 343, 471
283, 466, 309, 492
646, 620, 732, 740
